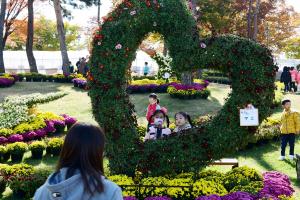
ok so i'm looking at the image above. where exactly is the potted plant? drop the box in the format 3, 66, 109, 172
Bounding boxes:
61, 114, 77, 130
29, 141, 46, 159
46, 138, 63, 156
0, 176, 6, 196
7, 142, 28, 162
53, 120, 66, 134
7, 166, 48, 198
0, 145, 10, 162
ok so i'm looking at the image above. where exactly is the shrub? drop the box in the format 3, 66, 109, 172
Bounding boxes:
108, 175, 135, 196
198, 170, 225, 185
7, 142, 28, 162
192, 179, 227, 197
0, 145, 9, 162
8, 168, 50, 198
140, 177, 169, 198
137, 126, 147, 138
29, 141, 46, 159
230, 181, 263, 195
223, 166, 262, 191
0, 163, 34, 177
46, 138, 63, 156
0, 128, 13, 137
166, 178, 192, 199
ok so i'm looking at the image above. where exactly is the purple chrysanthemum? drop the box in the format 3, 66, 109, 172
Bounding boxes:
8, 134, 24, 142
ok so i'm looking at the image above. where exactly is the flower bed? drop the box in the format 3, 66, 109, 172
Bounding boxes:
0, 113, 76, 145
17, 73, 83, 83
167, 81, 210, 99
0, 92, 67, 129
72, 78, 88, 89
117, 168, 294, 200
72, 77, 211, 96
0, 92, 76, 145
0, 74, 18, 87
0, 165, 295, 199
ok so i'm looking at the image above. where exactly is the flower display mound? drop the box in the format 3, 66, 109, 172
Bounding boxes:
0, 92, 77, 145
167, 81, 210, 99
0, 74, 18, 87
89, 0, 277, 176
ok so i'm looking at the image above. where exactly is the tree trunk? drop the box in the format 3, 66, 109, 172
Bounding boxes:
184, 0, 199, 84
54, 0, 69, 75
253, 0, 260, 41
247, 0, 253, 39
26, 0, 38, 73
181, 72, 193, 85
0, 0, 7, 73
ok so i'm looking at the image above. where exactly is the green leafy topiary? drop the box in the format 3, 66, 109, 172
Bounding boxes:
89, 0, 276, 176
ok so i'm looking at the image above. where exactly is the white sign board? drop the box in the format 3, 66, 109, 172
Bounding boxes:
240, 108, 259, 126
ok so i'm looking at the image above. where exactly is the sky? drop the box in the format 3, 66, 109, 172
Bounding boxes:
37, 0, 300, 27
36, 0, 113, 27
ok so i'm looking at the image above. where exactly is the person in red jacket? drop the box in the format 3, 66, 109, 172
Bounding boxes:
146, 93, 161, 124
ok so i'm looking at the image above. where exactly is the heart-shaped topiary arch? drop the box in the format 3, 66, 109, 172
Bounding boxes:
89, 0, 277, 176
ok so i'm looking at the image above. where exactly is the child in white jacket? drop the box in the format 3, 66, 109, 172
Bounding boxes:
144, 110, 171, 141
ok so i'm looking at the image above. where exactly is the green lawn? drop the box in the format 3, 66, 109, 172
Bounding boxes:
1, 82, 300, 199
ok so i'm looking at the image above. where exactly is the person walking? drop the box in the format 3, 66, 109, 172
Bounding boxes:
280, 66, 291, 93
143, 62, 150, 76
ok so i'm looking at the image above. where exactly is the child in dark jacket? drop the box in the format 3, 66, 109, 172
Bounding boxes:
281, 66, 292, 92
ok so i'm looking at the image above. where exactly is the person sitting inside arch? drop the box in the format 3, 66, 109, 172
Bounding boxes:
144, 110, 171, 141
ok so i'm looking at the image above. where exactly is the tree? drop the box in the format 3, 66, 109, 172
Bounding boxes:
0, 0, 7, 73
195, 0, 296, 51
253, 0, 261, 41
6, 17, 82, 50
0, 0, 27, 72
283, 37, 300, 59
26, 0, 38, 72
247, 0, 254, 38
54, 0, 70, 74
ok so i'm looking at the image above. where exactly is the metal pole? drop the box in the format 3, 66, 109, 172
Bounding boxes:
97, 0, 101, 25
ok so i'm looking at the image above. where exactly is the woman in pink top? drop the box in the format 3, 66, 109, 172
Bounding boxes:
296, 67, 300, 93
290, 67, 298, 92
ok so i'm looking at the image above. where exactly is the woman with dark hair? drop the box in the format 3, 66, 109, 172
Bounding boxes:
34, 123, 122, 200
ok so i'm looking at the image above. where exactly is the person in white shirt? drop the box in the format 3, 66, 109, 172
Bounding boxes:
144, 110, 171, 141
